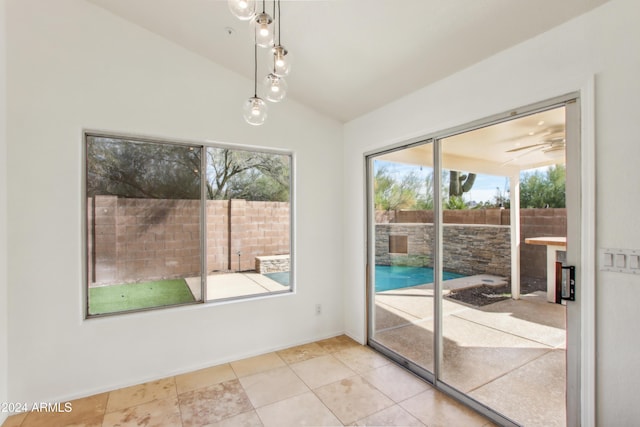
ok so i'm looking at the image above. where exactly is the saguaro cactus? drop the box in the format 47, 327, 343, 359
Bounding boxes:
449, 171, 476, 197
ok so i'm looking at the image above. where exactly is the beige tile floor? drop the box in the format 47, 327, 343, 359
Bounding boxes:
2, 335, 495, 427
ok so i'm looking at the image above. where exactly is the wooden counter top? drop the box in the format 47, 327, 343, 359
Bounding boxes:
524, 236, 566, 247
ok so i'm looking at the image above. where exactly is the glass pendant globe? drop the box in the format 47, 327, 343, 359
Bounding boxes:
272, 45, 291, 77
263, 73, 287, 102
250, 12, 274, 48
228, 0, 255, 21
243, 96, 268, 125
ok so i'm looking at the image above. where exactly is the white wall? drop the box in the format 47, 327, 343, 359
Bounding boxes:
343, 0, 640, 424
5, 0, 343, 404
0, 0, 9, 424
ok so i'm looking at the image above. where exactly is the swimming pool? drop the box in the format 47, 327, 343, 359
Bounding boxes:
374, 265, 466, 292
264, 271, 290, 286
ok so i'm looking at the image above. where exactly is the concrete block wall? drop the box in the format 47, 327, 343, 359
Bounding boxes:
520, 208, 567, 278
206, 200, 229, 272
115, 198, 201, 283
90, 196, 118, 283
229, 199, 290, 272
385, 208, 510, 225
88, 196, 290, 285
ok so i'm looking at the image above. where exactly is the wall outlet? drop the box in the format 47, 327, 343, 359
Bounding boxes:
315, 304, 322, 315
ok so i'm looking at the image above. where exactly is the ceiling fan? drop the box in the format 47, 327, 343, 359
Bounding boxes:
506, 127, 566, 156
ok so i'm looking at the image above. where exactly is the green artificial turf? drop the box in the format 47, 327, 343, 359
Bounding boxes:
89, 278, 195, 315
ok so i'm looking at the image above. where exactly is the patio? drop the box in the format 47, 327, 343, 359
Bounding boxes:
186, 272, 290, 301
373, 283, 566, 426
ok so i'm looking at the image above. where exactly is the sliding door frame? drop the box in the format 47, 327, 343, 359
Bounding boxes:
365, 89, 594, 426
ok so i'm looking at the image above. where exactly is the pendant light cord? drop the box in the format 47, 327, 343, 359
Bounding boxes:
277, 0, 281, 46
272, 1, 277, 73
254, 42, 258, 97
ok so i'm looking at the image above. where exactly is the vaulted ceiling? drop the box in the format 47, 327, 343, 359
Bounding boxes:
87, 0, 608, 123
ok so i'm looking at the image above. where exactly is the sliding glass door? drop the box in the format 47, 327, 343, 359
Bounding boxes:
368, 141, 436, 377
367, 99, 577, 427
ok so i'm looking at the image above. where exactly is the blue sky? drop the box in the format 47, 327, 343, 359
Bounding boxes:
374, 160, 548, 204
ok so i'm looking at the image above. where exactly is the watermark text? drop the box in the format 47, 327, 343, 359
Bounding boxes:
1, 402, 73, 413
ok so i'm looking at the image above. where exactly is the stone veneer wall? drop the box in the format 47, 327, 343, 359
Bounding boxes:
377, 208, 566, 279
444, 225, 511, 277
88, 196, 290, 285
375, 223, 511, 278
255, 255, 290, 274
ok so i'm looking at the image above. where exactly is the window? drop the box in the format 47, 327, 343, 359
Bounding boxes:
85, 133, 293, 317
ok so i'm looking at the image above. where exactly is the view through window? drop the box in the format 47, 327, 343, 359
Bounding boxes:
85, 134, 292, 317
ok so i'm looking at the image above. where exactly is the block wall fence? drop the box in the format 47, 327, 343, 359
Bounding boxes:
375, 208, 566, 279
87, 196, 290, 285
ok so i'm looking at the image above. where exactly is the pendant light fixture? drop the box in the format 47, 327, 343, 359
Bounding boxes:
263, 72, 287, 103
272, 0, 291, 77
250, 0, 274, 48
228, 0, 256, 21
263, 0, 287, 102
229, 0, 292, 125
242, 43, 268, 125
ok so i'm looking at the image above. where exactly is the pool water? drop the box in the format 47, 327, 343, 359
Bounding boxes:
265, 271, 290, 286
375, 265, 465, 292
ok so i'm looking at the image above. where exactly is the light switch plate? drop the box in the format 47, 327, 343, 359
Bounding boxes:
603, 252, 614, 267
600, 248, 640, 274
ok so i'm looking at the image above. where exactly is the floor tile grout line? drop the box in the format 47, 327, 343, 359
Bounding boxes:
290, 351, 346, 426
293, 344, 402, 425
171, 376, 186, 427
308, 377, 354, 426
239, 364, 311, 410
280, 340, 346, 426
10, 338, 358, 427
15, 335, 512, 427
234, 345, 347, 425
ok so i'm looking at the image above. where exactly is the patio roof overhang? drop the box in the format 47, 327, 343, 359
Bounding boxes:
378, 107, 566, 176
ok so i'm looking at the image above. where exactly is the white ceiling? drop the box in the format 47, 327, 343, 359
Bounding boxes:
380, 106, 566, 175
87, 0, 608, 123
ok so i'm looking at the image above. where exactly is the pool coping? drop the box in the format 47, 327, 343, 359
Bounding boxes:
376, 274, 508, 294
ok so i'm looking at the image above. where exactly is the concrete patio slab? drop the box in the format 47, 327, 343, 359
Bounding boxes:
185, 273, 289, 301
439, 315, 553, 393
469, 349, 566, 427
374, 292, 468, 322
441, 274, 508, 291
374, 302, 422, 331
453, 291, 566, 348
